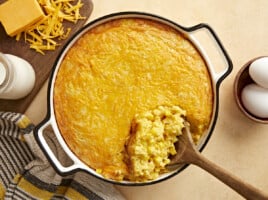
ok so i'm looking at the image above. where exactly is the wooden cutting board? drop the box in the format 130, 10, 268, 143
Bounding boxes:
0, 0, 93, 113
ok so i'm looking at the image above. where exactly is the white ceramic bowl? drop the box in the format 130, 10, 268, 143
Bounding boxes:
34, 12, 233, 186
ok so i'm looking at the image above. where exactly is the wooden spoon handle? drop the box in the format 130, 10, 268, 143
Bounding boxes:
191, 152, 268, 200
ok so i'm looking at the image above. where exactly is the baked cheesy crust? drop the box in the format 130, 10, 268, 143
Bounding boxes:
54, 18, 213, 181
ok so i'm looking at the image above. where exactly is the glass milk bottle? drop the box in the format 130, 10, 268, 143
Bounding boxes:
0, 53, 36, 99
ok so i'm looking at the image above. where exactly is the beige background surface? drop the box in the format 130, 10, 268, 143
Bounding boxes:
26, 0, 268, 199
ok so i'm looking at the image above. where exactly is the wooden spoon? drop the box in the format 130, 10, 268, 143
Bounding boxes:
169, 122, 268, 200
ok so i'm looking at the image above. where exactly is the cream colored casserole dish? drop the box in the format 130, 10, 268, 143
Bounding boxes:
35, 12, 232, 185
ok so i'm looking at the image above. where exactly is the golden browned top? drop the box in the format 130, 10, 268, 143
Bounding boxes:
53, 18, 213, 181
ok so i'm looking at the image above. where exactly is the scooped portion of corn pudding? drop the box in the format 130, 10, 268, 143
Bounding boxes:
126, 105, 186, 181
54, 18, 213, 182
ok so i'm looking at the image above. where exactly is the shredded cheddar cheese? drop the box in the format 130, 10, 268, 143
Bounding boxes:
15, 0, 85, 54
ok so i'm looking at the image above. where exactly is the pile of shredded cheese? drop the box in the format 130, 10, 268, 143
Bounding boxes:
15, 0, 85, 54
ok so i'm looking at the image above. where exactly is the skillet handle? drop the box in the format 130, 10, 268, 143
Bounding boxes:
35, 120, 82, 174
187, 23, 233, 85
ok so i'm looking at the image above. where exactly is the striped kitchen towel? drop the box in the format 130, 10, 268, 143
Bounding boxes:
0, 112, 125, 200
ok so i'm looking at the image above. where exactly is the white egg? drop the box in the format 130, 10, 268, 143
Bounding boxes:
241, 83, 268, 118
249, 57, 268, 88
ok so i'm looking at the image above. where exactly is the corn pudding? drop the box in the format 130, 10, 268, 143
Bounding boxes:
54, 18, 213, 181
126, 105, 186, 181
